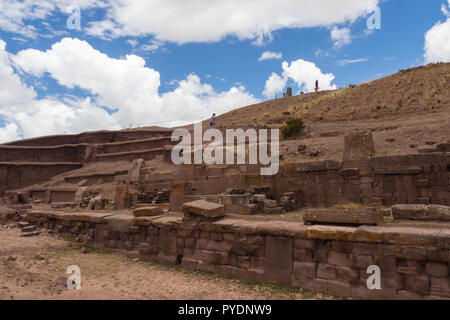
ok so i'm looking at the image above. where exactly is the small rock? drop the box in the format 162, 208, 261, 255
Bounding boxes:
436, 143, 450, 152
34, 255, 45, 261
263, 199, 278, 208
22, 226, 36, 233
132, 258, 140, 262
425, 141, 436, 145
385, 138, 395, 143
298, 144, 306, 151
410, 144, 417, 148
20, 231, 40, 237
18, 222, 30, 228
6, 256, 17, 262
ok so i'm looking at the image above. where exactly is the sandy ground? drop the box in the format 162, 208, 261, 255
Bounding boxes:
0, 226, 334, 300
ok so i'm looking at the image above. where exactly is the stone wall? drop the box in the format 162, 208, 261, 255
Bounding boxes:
162, 152, 449, 209
3, 129, 172, 147
0, 144, 88, 163
25, 210, 450, 300
0, 163, 82, 196
276, 153, 450, 207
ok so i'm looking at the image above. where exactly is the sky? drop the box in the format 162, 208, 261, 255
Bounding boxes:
0, 0, 449, 143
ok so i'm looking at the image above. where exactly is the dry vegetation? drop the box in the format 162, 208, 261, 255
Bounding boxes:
210, 63, 449, 128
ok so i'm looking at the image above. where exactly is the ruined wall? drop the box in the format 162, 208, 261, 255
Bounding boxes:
276, 153, 450, 207
0, 163, 82, 195
0, 145, 87, 163
165, 153, 449, 208
3, 129, 172, 147
100, 137, 171, 154
26, 210, 450, 300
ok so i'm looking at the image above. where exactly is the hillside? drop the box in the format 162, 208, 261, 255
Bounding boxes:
209, 62, 449, 128
187, 62, 449, 163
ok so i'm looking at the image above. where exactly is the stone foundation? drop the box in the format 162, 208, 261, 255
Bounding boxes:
24, 210, 450, 300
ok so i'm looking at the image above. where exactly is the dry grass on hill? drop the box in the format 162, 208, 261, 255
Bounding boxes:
209, 62, 449, 129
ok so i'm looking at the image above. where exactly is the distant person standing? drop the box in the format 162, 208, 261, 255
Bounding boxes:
315, 80, 319, 93
210, 113, 216, 127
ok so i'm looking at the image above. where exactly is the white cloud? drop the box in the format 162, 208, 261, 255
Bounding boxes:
336, 57, 368, 66
140, 39, 164, 52
259, 51, 283, 62
83, 0, 379, 43
424, 2, 450, 63
0, 1, 380, 44
126, 39, 138, 47
263, 73, 287, 98
0, 122, 19, 143
330, 26, 352, 48
314, 49, 330, 57
263, 58, 336, 98
282, 59, 337, 92
0, 37, 258, 142
0, 0, 107, 38
0, 40, 37, 107
442, 1, 450, 16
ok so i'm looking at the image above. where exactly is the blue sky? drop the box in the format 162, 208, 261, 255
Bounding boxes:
0, 0, 449, 142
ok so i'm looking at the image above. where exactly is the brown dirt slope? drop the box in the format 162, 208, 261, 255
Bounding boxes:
209, 62, 449, 129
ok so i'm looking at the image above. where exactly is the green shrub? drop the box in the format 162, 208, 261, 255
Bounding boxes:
280, 118, 305, 138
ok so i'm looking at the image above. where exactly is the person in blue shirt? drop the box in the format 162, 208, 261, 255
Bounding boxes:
210, 113, 216, 127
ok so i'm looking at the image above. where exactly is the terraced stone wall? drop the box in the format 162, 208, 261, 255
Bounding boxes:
0, 163, 82, 196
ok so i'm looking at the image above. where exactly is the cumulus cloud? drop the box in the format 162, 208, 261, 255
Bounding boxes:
259, 51, 283, 62
81, 0, 379, 43
424, 2, 450, 63
263, 59, 336, 98
262, 73, 287, 98
0, 37, 258, 142
0, 40, 37, 107
330, 26, 352, 48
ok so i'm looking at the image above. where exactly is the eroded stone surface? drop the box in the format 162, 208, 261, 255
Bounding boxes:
392, 204, 450, 221
182, 200, 225, 218
133, 206, 164, 217
304, 209, 383, 225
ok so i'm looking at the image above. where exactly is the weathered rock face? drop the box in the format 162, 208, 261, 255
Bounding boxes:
114, 185, 131, 210
88, 195, 105, 210
170, 183, 192, 212
343, 131, 375, 174
182, 200, 225, 218
133, 206, 164, 217
304, 208, 383, 225
74, 187, 88, 207
392, 204, 450, 221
